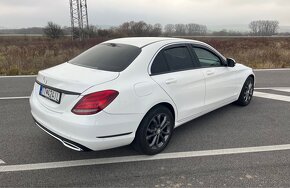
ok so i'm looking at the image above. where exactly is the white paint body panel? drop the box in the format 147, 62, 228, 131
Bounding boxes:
151, 69, 205, 121
202, 65, 244, 110
30, 37, 254, 151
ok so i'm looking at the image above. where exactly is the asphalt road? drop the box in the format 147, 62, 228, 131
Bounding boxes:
0, 69, 290, 187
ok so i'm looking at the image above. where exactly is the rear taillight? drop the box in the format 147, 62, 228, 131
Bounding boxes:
72, 90, 119, 115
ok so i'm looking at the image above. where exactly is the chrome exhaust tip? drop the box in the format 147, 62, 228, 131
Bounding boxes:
62, 140, 83, 151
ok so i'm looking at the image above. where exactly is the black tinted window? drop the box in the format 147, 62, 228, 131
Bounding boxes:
151, 53, 169, 74
70, 43, 141, 72
193, 47, 221, 67
163, 47, 194, 71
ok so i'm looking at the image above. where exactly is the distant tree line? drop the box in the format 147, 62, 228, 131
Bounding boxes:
115, 21, 163, 37
8, 19, 283, 39
164, 23, 207, 36
249, 20, 279, 36
42, 21, 208, 39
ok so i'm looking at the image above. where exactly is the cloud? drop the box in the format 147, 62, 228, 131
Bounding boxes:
0, 1, 69, 28
0, 0, 289, 28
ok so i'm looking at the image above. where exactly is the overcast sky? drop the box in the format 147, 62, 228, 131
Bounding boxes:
1, 0, 290, 29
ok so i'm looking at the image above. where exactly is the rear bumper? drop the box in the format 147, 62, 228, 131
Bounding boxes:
30, 90, 144, 151
33, 118, 92, 151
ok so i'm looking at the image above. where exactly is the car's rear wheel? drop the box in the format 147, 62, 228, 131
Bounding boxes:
236, 76, 254, 106
133, 106, 174, 155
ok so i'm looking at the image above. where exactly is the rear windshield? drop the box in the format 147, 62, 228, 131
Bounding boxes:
69, 43, 141, 72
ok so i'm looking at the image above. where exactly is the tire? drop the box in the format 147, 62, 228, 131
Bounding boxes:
132, 106, 174, 155
236, 76, 254, 106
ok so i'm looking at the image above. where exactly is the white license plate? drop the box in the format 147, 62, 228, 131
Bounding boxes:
39, 85, 61, 104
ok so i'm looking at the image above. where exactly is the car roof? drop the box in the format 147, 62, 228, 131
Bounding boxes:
103, 37, 204, 48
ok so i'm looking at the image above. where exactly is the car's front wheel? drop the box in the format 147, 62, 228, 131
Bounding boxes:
236, 76, 254, 106
133, 106, 174, 155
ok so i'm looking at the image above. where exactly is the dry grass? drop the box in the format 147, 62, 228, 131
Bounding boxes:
0, 36, 290, 75
0, 36, 109, 75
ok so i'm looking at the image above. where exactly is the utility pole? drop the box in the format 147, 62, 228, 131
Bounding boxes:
69, 0, 89, 40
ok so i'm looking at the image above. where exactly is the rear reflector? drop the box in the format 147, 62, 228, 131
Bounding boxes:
72, 90, 119, 115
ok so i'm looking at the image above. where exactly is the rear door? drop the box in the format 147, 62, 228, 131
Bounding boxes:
190, 44, 238, 109
150, 44, 205, 121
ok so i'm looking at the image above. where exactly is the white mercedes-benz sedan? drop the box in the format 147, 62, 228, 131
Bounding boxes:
30, 37, 255, 155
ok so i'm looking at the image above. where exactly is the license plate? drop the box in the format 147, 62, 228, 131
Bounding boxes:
39, 85, 61, 104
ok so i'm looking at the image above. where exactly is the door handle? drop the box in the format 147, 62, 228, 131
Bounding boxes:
206, 70, 215, 75
165, 78, 177, 85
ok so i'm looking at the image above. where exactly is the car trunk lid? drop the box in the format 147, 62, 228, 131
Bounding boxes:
34, 62, 119, 113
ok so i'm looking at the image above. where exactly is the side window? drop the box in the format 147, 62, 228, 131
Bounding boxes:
151, 52, 169, 75
193, 47, 222, 67
163, 47, 194, 72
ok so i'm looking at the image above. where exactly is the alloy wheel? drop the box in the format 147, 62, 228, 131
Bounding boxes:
146, 113, 171, 149
243, 81, 254, 102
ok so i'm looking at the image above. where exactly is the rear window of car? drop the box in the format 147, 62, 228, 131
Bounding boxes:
69, 43, 142, 72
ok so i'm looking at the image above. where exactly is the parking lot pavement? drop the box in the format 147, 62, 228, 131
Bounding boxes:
0, 69, 290, 187
254, 69, 290, 88
0, 76, 35, 98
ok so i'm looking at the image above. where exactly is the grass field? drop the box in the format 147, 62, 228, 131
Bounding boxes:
0, 36, 290, 75
192, 37, 290, 69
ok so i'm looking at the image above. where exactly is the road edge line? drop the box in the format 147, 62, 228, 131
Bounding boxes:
254, 68, 290, 71
0, 75, 36, 78
254, 91, 290, 102
1, 144, 290, 172
0, 96, 30, 100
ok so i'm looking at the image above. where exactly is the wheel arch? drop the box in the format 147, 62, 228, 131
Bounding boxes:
135, 102, 176, 133
249, 74, 255, 84
238, 72, 255, 93
132, 101, 176, 154
154, 102, 176, 121
143, 102, 176, 122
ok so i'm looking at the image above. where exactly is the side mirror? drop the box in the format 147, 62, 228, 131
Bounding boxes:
226, 58, 236, 67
